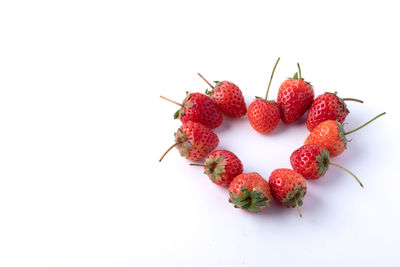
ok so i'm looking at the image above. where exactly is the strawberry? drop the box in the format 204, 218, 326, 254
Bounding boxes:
159, 121, 219, 162
277, 63, 314, 123
190, 150, 243, 187
269, 168, 307, 217
228, 172, 271, 212
248, 57, 281, 134
160, 92, 223, 129
198, 73, 247, 117
290, 144, 363, 187
306, 92, 363, 131
304, 112, 386, 157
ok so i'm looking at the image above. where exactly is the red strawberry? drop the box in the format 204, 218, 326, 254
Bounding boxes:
198, 73, 247, 117
159, 121, 219, 162
229, 172, 272, 212
160, 92, 223, 129
269, 168, 307, 217
306, 92, 363, 131
290, 144, 363, 187
304, 112, 386, 157
190, 150, 243, 187
277, 63, 314, 123
248, 57, 281, 134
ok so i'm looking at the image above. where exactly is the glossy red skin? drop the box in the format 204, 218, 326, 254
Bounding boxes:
268, 168, 307, 205
290, 144, 326, 180
306, 93, 347, 131
277, 79, 314, 123
180, 93, 223, 129
177, 121, 219, 161
229, 172, 272, 209
205, 150, 243, 187
305, 120, 345, 157
210, 81, 247, 117
247, 100, 280, 134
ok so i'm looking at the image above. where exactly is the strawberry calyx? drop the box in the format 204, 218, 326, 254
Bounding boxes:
204, 80, 221, 96
229, 187, 270, 212
281, 186, 307, 208
290, 73, 312, 86
174, 128, 192, 157
173, 92, 194, 119
316, 148, 330, 176
205, 88, 213, 96
204, 155, 227, 182
337, 121, 350, 148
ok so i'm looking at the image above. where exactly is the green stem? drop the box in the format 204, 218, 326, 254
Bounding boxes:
265, 57, 280, 99
297, 63, 302, 79
189, 163, 206, 167
295, 201, 302, 218
329, 162, 364, 188
342, 98, 364, 103
160, 96, 183, 107
344, 112, 386, 135
159, 143, 180, 162
197, 73, 214, 89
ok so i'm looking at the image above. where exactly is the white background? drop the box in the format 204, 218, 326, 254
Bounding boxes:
0, 0, 399, 266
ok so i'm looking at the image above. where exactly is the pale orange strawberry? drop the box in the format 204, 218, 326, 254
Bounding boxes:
304, 113, 385, 157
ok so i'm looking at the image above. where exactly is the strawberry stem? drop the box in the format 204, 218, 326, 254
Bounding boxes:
197, 73, 214, 89
297, 63, 302, 79
342, 98, 364, 103
329, 162, 364, 188
295, 201, 303, 218
344, 112, 386, 135
160, 96, 183, 107
159, 143, 181, 162
265, 57, 280, 99
189, 163, 206, 167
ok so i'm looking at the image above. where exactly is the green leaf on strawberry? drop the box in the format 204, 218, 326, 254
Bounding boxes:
281, 186, 307, 208
337, 121, 350, 148
203, 155, 227, 182
316, 148, 330, 176
174, 128, 192, 157
229, 187, 270, 212
173, 91, 192, 120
